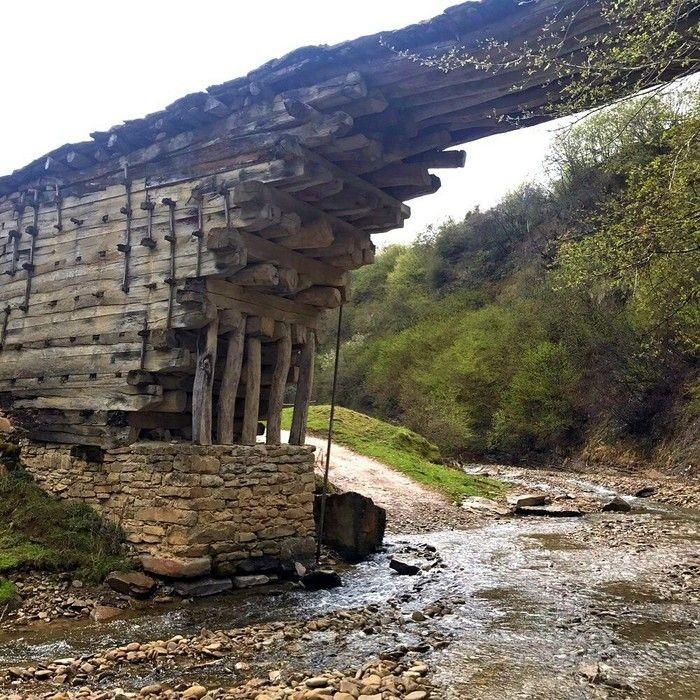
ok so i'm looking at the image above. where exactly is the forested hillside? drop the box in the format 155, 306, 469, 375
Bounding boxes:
315, 94, 699, 472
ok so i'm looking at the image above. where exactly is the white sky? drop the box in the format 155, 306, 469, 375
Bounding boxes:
0, 0, 568, 246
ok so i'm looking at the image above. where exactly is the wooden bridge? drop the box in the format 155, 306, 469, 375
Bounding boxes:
0, 0, 689, 449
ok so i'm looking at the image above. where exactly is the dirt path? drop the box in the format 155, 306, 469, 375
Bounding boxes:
282, 430, 474, 533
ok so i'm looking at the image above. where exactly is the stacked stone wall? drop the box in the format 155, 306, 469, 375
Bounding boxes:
19, 441, 316, 576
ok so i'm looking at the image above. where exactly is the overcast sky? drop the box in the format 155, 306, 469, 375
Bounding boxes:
1, 0, 568, 246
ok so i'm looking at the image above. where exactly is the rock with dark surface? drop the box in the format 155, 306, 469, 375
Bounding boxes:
389, 557, 421, 576
516, 505, 583, 517
236, 555, 283, 575
315, 491, 386, 563
140, 555, 211, 579
508, 493, 547, 508
634, 485, 656, 498
602, 496, 632, 513
173, 577, 233, 597
302, 569, 342, 590
233, 575, 270, 588
105, 570, 157, 598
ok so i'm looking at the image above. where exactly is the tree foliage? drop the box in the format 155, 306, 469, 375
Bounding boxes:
315, 94, 699, 464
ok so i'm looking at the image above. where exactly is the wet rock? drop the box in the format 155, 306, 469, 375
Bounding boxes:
105, 570, 157, 598
315, 491, 386, 563
508, 493, 547, 508
516, 504, 583, 517
140, 555, 211, 579
635, 485, 656, 498
173, 577, 233, 597
461, 496, 511, 516
233, 574, 270, 588
302, 569, 342, 590
90, 604, 123, 622
389, 557, 420, 576
236, 554, 283, 576
602, 496, 632, 513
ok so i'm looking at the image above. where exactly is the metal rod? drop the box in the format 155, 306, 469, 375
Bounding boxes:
163, 198, 177, 329
20, 192, 39, 312
119, 170, 133, 293
315, 303, 343, 565
0, 306, 10, 349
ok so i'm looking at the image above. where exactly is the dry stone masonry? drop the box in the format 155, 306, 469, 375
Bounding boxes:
20, 441, 316, 575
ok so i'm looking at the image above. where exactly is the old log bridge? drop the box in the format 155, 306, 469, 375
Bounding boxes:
0, 0, 691, 450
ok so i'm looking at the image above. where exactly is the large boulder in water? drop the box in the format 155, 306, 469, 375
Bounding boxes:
315, 491, 386, 563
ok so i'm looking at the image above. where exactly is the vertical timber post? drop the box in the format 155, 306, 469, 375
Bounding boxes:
192, 313, 219, 445
289, 328, 315, 446
241, 334, 262, 445
266, 323, 292, 445
217, 311, 245, 445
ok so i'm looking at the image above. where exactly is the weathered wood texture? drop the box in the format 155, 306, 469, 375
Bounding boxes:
2, 0, 686, 446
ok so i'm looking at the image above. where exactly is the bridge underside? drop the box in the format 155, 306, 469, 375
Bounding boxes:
0, 0, 690, 452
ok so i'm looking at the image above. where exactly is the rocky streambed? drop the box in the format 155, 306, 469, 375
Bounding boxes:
1, 466, 698, 699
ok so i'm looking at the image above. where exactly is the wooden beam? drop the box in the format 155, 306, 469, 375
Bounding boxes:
192, 314, 219, 445
295, 285, 342, 308
289, 330, 315, 446
266, 324, 292, 445
241, 334, 262, 445
405, 149, 466, 168
217, 312, 245, 445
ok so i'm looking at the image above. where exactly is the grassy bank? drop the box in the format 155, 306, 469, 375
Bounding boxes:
0, 469, 130, 582
282, 405, 505, 502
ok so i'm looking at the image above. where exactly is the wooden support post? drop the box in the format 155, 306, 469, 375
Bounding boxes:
241, 334, 262, 445
192, 313, 219, 445
266, 324, 292, 445
289, 329, 315, 445
217, 313, 245, 445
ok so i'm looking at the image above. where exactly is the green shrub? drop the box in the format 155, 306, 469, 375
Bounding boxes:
0, 472, 130, 582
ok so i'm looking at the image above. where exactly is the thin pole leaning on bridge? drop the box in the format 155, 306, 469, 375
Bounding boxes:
315, 303, 343, 565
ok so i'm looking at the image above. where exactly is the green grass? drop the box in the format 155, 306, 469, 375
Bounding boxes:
0, 578, 16, 605
0, 472, 131, 582
282, 405, 506, 502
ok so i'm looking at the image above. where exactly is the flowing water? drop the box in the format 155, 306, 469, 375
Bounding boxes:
1, 486, 698, 699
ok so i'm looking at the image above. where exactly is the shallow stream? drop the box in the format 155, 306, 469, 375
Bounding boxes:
1, 483, 698, 699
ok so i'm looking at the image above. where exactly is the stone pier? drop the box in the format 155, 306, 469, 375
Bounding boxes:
20, 441, 316, 577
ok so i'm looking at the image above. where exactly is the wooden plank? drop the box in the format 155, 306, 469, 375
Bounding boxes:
192, 314, 219, 445
266, 324, 291, 445
217, 312, 245, 445
289, 330, 315, 446
241, 334, 262, 445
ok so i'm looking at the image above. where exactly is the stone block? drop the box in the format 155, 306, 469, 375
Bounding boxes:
141, 555, 211, 579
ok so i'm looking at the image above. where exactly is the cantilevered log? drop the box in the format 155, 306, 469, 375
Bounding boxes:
280, 219, 334, 249
230, 263, 280, 287
405, 149, 467, 169
295, 285, 342, 309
